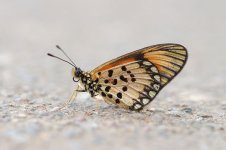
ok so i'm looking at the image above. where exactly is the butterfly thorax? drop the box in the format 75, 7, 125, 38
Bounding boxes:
79, 72, 100, 97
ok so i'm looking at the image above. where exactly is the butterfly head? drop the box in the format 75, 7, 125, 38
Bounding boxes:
72, 67, 82, 82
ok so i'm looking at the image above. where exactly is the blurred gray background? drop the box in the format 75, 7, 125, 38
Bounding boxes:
0, 0, 226, 150
1, 0, 226, 89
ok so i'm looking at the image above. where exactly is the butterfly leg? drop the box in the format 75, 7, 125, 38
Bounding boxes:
58, 85, 81, 110
67, 85, 85, 104
50, 86, 80, 112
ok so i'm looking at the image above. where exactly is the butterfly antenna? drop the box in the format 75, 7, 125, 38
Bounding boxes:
56, 45, 76, 67
47, 53, 75, 67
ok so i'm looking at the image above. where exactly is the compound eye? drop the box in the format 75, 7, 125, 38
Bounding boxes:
75, 67, 82, 77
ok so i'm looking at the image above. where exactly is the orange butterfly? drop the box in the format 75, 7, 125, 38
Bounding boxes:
48, 44, 188, 111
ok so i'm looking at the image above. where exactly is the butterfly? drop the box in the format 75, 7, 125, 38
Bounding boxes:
48, 43, 188, 111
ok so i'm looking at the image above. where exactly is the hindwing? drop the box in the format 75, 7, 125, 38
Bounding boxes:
90, 44, 188, 111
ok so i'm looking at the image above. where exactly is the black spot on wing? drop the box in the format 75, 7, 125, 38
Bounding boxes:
121, 66, 127, 71
117, 92, 122, 99
130, 74, 135, 78
105, 86, 111, 92
122, 86, 128, 91
120, 75, 128, 82
127, 71, 131, 74
101, 92, 106, 97
108, 70, 113, 77
113, 79, 118, 85
107, 94, 113, 98
115, 99, 120, 104
131, 78, 136, 82
104, 79, 109, 84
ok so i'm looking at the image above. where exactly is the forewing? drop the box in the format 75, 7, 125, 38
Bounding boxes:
90, 44, 188, 111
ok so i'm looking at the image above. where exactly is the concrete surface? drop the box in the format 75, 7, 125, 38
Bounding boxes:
0, 1, 226, 150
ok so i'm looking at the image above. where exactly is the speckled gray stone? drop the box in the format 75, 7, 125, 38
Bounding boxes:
1, 1, 226, 150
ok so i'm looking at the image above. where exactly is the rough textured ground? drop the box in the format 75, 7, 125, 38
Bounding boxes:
1, 1, 226, 150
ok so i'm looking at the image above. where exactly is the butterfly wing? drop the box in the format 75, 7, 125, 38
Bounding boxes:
90, 43, 188, 111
